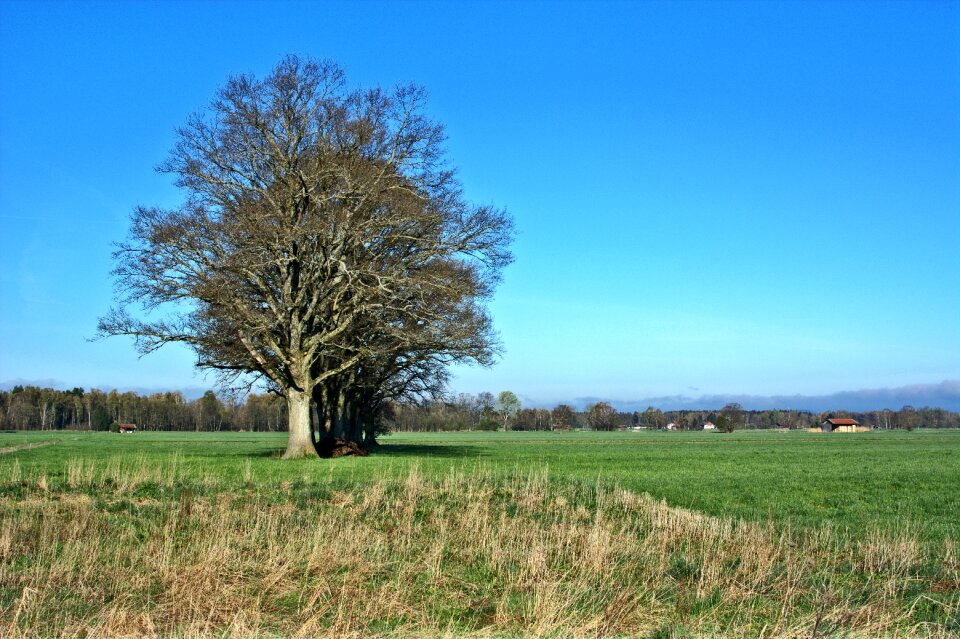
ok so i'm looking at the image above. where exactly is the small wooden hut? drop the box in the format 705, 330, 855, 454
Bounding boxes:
820, 418, 860, 433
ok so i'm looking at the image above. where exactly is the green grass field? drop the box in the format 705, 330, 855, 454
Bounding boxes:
2, 429, 958, 637
4, 429, 958, 540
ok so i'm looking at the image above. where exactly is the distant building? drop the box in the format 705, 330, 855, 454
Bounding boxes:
666, 422, 677, 431
118, 423, 137, 434
821, 418, 859, 433
702, 422, 716, 430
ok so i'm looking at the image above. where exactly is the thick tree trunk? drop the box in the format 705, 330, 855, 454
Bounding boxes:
363, 411, 379, 447
331, 391, 347, 440
348, 401, 363, 444
312, 386, 330, 439
283, 389, 318, 459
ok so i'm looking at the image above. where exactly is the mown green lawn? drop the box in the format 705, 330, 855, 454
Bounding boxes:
3, 428, 958, 542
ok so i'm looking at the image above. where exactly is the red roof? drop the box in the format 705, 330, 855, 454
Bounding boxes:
825, 418, 858, 426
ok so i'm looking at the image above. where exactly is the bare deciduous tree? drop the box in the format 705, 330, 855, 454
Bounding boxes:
551, 404, 575, 430
99, 56, 512, 458
586, 401, 618, 431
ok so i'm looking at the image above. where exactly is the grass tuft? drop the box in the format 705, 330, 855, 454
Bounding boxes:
0, 458, 957, 637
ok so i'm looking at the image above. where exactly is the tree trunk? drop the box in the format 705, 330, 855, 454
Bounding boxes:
331, 391, 347, 439
283, 389, 318, 459
363, 411, 379, 447
349, 401, 363, 444
311, 386, 329, 440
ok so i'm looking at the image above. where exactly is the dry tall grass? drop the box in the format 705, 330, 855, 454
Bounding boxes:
0, 459, 957, 638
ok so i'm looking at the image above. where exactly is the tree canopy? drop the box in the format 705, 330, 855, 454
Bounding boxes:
586, 401, 618, 431
99, 55, 513, 458
495, 391, 521, 430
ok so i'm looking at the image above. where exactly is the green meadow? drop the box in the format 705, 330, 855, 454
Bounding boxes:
4, 429, 958, 540
2, 429, 958, 637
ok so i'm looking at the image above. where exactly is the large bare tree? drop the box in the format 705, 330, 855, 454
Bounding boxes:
100, 56, 512, 458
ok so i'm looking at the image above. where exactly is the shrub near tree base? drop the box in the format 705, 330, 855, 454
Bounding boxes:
314, 436, 369, 458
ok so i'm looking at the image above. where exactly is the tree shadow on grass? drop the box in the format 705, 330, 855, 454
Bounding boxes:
371, 443, 484, 459
202, 431, 485, 460
221, 443, 481, 460
214, 447, 289, 458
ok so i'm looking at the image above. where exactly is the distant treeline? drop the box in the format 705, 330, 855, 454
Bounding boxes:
382, 394, 960, 432
0, 386, 286, 432
2, 386, 958, 432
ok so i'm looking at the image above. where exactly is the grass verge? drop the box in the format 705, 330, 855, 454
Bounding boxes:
1, 456, 958, 637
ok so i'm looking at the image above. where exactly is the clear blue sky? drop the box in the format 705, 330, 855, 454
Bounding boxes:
1, 0, 958, 407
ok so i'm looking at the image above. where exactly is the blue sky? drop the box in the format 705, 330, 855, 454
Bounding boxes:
1, 0, 958, 408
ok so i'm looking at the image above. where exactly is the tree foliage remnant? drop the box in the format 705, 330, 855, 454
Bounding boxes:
718, 403, 743, 433
99, 56, 513, 458
496, 391, 521, 430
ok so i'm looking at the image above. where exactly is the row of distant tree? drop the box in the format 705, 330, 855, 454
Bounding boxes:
2, 386, 958, 433
382, 394, 960, 432
0, 386, 286, 432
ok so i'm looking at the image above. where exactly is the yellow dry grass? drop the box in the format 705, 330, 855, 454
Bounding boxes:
0, 463, 956, 638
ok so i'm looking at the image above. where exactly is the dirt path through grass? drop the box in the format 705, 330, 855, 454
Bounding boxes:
0, 440, 57, 455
